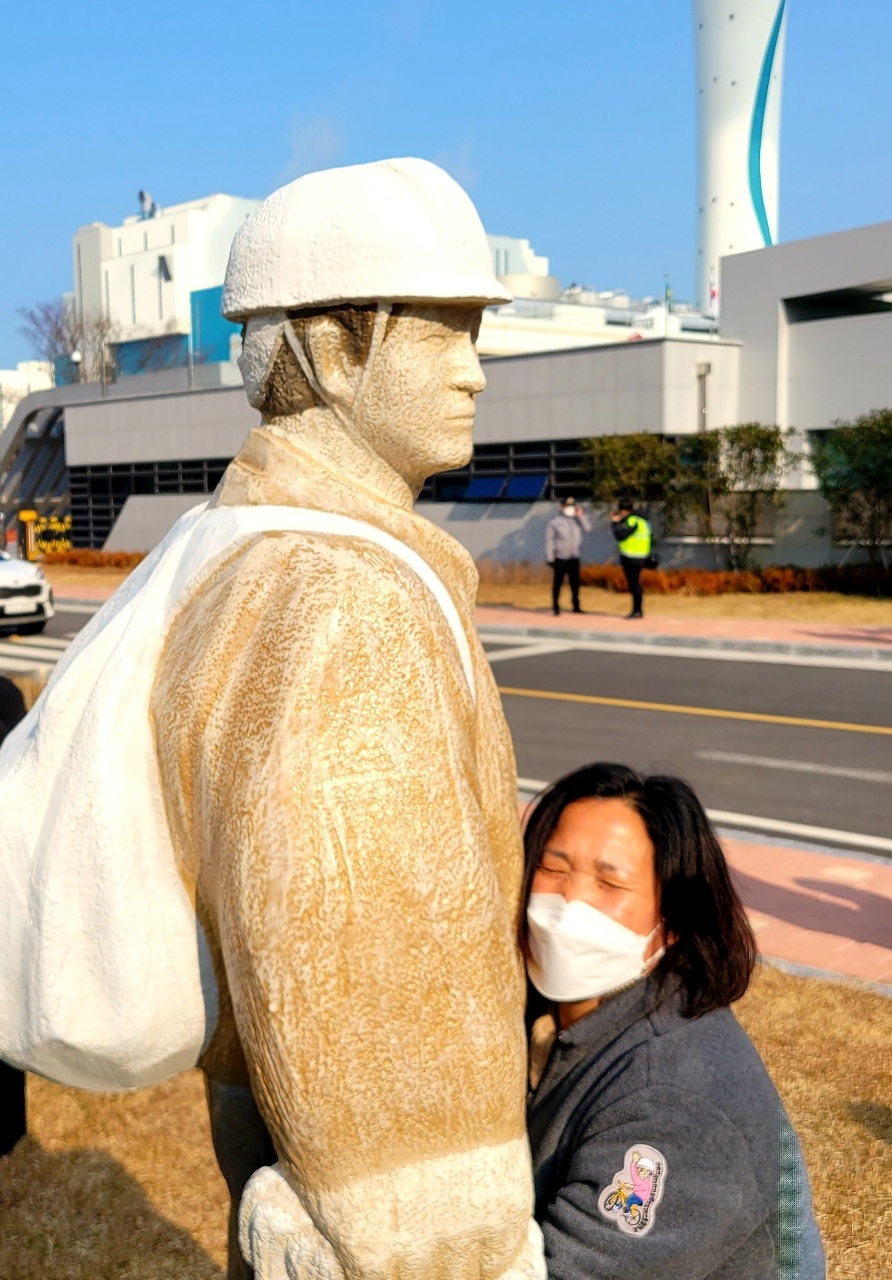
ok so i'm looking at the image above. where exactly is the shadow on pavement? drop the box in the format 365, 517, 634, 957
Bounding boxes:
797, 625, 892, 646
732, 870, 892, 949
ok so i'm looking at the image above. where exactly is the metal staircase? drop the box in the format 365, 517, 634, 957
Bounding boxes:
0, 391, 73, 542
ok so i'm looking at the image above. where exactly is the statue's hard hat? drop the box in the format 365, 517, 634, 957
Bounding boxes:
222, 157, 512, 321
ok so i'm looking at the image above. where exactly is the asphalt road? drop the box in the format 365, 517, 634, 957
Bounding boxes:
43, 607, 90, 641
3, 608, 891, 844
487, 644, 892, 841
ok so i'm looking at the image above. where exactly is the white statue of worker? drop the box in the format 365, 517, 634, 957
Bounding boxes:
0, 159, 545, 1280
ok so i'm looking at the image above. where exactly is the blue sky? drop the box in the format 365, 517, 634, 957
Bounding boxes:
2, 0, 891, 365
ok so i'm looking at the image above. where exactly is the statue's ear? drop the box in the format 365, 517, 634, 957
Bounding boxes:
301, 314, 363, 418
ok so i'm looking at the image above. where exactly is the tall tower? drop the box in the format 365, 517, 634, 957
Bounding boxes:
694, 1, 788, 312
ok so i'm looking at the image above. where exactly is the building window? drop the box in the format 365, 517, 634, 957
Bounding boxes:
104, 271, 110, 319
417, 438, 586, 504
68, 457, 232, 548
143, 231, 148, 251
76, 244, 83, 316
170, 224, 176, 245
130, 265, 136, 324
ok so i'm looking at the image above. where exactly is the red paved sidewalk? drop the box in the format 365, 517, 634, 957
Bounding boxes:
722, 835, 892, 988
478, 603, 892, 653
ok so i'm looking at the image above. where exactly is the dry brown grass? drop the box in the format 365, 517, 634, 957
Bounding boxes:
0, 1070, 228, 1278
40, 564, 892, 625
8, 675, 48, 712
0, 968, 887, 1278
477, 580, 892, 625
735, 966, 892, 1277
43, 565, 133, 593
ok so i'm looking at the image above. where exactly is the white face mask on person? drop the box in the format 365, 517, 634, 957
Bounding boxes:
526, 892, 664, 1003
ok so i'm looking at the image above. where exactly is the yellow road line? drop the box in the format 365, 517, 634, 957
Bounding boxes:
496, 685, 892, 737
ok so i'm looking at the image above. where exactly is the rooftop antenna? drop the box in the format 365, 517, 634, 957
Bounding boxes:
138, 190, 159, 220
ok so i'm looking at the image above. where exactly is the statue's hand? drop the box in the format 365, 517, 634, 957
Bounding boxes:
239, 1165, 344, 1280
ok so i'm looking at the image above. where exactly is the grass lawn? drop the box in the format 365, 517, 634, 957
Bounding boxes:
477, 580, 892, 625
0, 967, 887, 1279
44, 565, 133, 594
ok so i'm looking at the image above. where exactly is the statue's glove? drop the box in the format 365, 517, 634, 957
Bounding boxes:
501, 1218, 547, 1280
239, 1165, 547, 1280
238, 1165, 344, 1280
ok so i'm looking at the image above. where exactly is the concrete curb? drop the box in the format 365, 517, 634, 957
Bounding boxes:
479, 621, 892, 665
760, 955, 892, 999
52, 596, 107, 610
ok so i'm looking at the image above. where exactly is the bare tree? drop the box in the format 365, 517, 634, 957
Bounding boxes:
678, 425, 793, 570
17, 299, 120, 385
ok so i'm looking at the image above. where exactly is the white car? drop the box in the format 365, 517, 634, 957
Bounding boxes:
0, 552, 55, 634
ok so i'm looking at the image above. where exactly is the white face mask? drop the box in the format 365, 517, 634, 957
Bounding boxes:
526, 892, 664, 1003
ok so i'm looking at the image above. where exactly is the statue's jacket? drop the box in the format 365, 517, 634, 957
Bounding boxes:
150, 425, 533, 1274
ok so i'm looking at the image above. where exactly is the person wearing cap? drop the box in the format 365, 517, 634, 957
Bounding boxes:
148, 160, 543, 1280
545, 498, 591, 615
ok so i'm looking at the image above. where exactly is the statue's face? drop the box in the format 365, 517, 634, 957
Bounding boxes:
356, 305, 485, 491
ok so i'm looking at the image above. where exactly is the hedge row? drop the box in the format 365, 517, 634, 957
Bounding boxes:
581, 564, 892, 597
478, 559, 892, 597
38, 550, 892, 597
42, 549, 147, 569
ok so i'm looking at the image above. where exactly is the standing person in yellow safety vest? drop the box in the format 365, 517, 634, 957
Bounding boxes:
610, 496, 653, 619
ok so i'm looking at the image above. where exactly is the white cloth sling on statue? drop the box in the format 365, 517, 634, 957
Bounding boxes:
0, 503, 474, 1091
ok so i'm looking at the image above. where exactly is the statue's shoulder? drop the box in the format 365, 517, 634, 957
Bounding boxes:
158, 524, 429, 681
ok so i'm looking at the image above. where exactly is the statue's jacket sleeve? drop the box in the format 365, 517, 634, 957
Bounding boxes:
151, 528, 533, 1271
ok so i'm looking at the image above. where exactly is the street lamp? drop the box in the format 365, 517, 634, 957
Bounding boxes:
70, 349, 83, 383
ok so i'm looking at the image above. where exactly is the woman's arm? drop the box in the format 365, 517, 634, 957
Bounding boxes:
610, 517, 631, 545
539, 1086, 770, 1280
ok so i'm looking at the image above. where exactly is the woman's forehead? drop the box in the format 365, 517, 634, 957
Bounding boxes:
548, 797, 654, 864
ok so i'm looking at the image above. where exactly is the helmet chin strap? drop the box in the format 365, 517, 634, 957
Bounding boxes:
282, 302, 392, 429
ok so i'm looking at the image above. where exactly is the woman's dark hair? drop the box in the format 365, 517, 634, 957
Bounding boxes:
520, 762, 756, 1018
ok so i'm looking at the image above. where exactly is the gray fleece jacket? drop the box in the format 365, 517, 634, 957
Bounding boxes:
545, 511, 591, 562
528, 975, 825, 1280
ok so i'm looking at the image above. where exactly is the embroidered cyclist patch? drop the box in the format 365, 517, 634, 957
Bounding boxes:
598, 1144, 667, 1236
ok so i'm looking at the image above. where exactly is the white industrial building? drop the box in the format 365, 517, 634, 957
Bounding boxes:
0, 362, 53, 430
72, 193, 259, 374
69, 192, 718, 372
5, 216, 892, 568
64, 0, 793, 370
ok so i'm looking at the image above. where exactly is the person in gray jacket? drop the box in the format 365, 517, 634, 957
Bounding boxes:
545, 497, 591, 615
521, 762, 825, 1280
